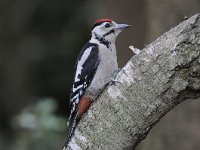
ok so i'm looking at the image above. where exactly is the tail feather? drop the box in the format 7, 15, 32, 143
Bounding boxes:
63, 97, 92, 149
63, 113, 80, 150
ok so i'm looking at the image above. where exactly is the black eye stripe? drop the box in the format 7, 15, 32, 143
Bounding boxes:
91, 22, 112, 30
91, 22, 103, 30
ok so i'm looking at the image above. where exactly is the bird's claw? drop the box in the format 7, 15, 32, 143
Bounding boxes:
110, 77, 121, 84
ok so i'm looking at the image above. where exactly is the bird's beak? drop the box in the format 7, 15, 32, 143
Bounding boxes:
115, 24, 131, 30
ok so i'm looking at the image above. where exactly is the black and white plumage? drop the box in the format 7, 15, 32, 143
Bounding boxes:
63, 19, 130, 149
70, 42, 99, 109
67, 42, 100, 142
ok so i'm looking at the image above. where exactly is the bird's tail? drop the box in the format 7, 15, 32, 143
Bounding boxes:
63, 112, 80, 150
63, 97, 92, 149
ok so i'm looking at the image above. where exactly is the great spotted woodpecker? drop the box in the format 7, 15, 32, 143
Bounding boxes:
63, 19, 130, 149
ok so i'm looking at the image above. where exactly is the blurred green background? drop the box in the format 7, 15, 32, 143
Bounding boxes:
0, 0, 200, 150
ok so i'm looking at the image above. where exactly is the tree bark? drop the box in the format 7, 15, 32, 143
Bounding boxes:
67, 13, 200, 150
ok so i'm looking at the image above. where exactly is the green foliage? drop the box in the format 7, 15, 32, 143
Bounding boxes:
9, 98, 66, 150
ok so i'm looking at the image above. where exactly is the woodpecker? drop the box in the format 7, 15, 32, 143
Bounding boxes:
63, 19, 130, 149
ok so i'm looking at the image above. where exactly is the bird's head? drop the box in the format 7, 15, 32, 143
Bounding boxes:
91, 19, 131, 43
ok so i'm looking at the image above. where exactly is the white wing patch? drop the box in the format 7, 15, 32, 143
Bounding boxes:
74, 47, 93, 82
72, 84, 83, 93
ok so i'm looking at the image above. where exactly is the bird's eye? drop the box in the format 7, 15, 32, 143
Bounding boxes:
105, 23, 111, 28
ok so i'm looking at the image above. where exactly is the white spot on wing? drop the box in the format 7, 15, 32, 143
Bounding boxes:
75, 47, 93, 82
72, 84, 83, 92
71, 94, 79, 102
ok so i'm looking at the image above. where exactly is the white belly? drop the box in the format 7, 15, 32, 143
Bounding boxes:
85, 43, 118, 100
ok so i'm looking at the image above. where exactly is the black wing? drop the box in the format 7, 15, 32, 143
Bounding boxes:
69, 42, 99, 119
64, 43, 99, 148
64, 42, 99, 146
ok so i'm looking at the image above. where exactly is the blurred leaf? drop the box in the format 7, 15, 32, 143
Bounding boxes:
10, 98, 66, 150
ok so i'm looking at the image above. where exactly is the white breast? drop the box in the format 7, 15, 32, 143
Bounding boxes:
85, 41, 118, 100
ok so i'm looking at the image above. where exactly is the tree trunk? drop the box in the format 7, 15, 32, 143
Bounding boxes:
67, 13, 200, 150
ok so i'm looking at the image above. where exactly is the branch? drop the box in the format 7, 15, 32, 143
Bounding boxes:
67, 13, 200, 150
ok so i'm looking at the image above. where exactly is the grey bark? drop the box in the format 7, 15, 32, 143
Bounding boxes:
67, 13, 200, 150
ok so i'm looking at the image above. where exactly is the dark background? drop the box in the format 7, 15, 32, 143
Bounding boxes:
0, 0, 200, 149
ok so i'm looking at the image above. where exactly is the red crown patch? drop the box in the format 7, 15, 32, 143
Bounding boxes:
95, 18, 113, 24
